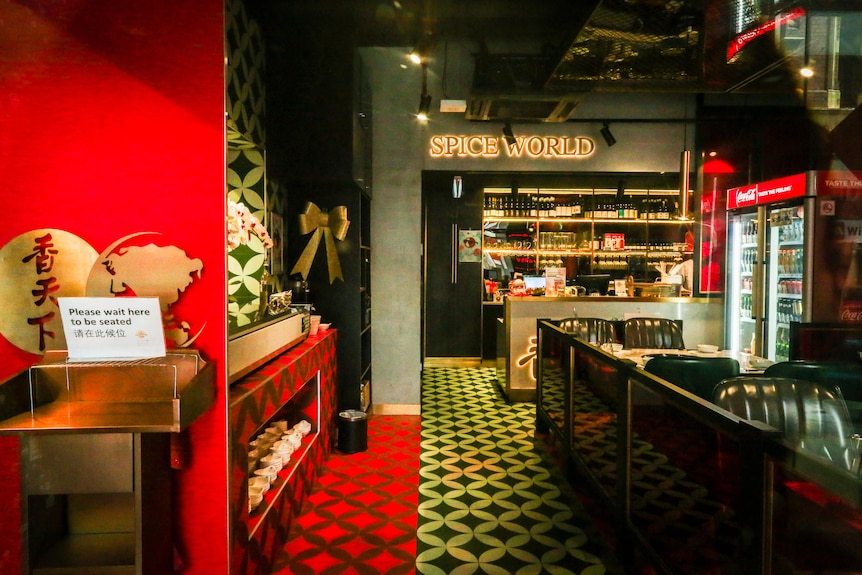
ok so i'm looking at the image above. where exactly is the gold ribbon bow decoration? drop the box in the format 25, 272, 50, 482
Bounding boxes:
290, 202, 350, 283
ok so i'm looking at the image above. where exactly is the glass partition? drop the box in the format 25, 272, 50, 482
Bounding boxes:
627, 372, 766, 574
766, 441, 862, 575
536, 322, 571, 447
570, 341, 625, 501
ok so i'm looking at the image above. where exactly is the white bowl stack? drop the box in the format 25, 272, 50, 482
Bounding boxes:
247, 418, 314, 512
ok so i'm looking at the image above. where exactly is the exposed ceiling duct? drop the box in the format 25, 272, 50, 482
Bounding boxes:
249, 0, 808, 122
452, 0, 803, 120
463, 52, 583, 121
465, 93, 581, 122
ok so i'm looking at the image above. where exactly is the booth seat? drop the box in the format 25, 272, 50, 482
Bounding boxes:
713, 377, 861, 474
644, 355, 740, 401
557, 317, 617, 345
623, 317, 685, 350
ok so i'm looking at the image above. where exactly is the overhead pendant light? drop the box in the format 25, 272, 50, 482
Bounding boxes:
679, 149, 691, 220
678, 99, 692, 221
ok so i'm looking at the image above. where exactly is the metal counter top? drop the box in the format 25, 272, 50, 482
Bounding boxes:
0, 350, 215, 434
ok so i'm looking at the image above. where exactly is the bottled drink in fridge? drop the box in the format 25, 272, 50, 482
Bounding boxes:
839, 243, 862, 323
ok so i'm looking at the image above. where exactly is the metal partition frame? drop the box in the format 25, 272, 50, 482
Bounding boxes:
537, 319, 784, 575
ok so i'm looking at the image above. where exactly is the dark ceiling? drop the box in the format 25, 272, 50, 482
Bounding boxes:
248, 0, 816, 121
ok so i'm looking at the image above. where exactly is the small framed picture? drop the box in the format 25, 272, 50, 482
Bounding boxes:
458, 229, 482, 263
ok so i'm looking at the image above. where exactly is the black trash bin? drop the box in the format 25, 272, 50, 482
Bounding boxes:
337, 409, 368, 454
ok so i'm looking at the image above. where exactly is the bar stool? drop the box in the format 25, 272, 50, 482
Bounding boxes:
623, 317, 685, 349
644, 355, 740, 401
557, 317, 616, 345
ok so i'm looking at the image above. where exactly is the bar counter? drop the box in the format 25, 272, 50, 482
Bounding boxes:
497, 295, 724, 401
536, 320, 862, 575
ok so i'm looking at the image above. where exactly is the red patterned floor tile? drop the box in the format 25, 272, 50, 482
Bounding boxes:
272, 415, 420, 575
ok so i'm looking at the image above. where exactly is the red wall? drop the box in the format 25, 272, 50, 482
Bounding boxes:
0, 1, 229, 572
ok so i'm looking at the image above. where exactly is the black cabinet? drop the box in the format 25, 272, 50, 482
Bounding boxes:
422, 171, 484, 359
482, 303, 504, 360
276, 41, 372, 412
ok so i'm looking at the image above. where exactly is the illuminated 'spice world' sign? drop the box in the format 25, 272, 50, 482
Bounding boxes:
429, 135, 596, 159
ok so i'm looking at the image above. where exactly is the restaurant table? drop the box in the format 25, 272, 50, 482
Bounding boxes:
605, 346, 773, 374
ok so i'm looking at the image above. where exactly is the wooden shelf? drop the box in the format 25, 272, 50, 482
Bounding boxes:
248, 431, 318, 538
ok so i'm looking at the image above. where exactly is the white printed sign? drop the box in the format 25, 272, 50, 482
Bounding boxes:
833, 220, 862, 242
58, 297, 166, 361
544, 267, 566, 296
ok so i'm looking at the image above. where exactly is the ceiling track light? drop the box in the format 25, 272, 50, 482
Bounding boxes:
417, 93, 432, 121
417, 63, 431, 122
600, 122, 616, 147
502, 122, 516, 146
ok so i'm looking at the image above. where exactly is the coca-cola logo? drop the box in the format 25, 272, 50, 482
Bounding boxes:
735, 187, 757, 204
839, 305, 862, 322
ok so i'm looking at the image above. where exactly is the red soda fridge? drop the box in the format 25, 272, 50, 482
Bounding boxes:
727, 171, 862, 361
725, 173, 813, 360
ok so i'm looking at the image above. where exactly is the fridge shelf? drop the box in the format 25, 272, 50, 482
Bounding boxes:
777, 293, 802, 299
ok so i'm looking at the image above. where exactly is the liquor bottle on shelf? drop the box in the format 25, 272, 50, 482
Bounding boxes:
571, 196, 582, 217
656, 199, 669, 220
557, 198, 568, 217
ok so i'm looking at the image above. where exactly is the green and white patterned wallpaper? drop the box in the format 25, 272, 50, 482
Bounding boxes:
226, 0, 285, 330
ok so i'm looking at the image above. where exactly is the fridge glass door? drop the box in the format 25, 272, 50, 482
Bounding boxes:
766, 204, 805, 361
727, 210, 758, 354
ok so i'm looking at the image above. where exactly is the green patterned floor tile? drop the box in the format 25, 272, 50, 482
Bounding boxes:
416, 367, 617, 575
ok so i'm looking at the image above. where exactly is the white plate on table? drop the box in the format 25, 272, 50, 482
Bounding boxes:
748, 357, 773, 369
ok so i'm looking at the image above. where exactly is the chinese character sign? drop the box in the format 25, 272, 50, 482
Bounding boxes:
0, 229, 98, 354
0, 229, 204, 356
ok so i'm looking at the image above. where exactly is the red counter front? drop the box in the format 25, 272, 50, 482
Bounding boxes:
228, 330, 337, 575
